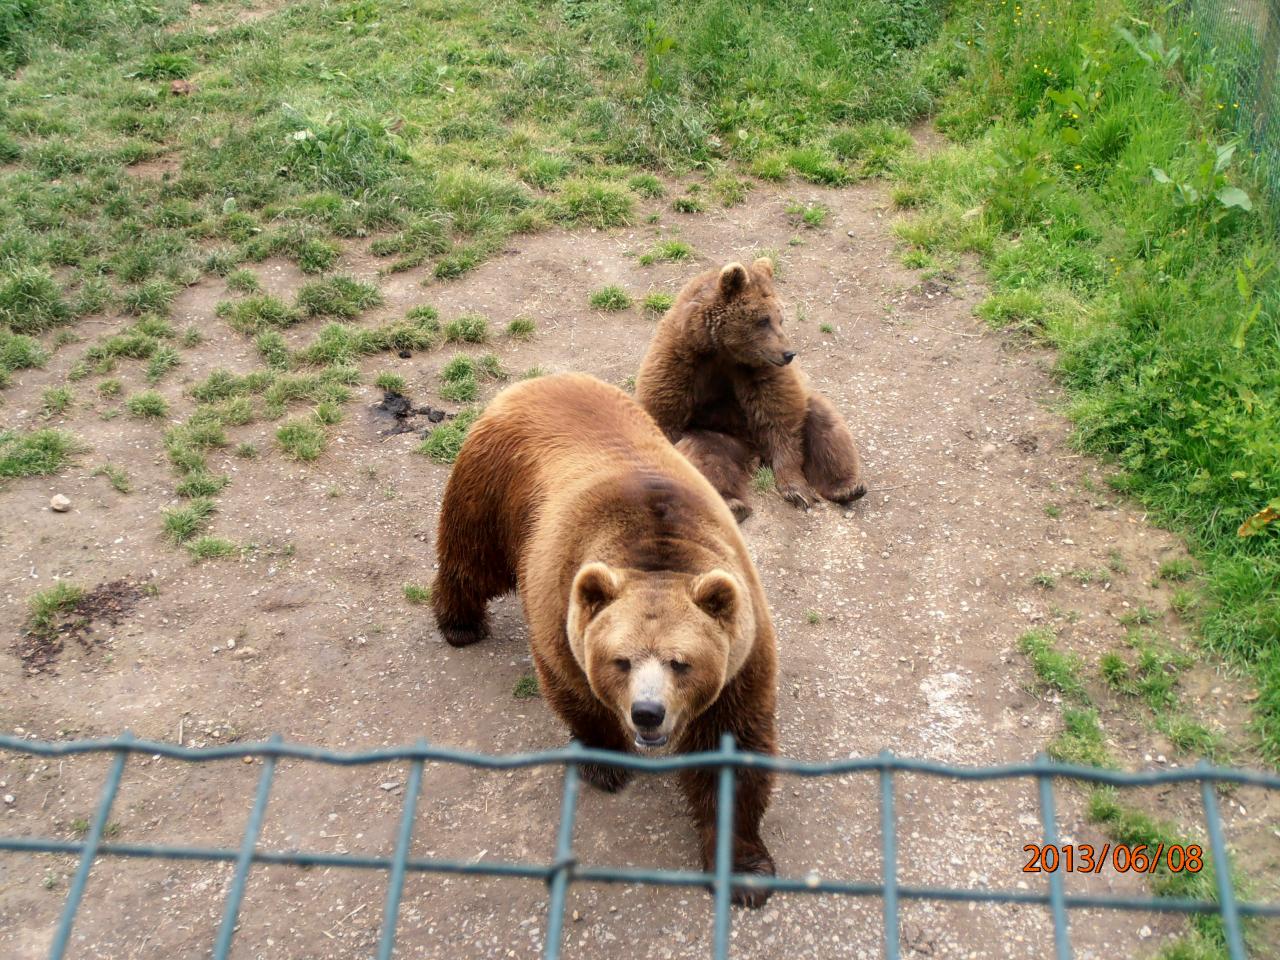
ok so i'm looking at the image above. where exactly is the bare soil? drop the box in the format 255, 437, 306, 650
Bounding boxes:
1, 180, 1276, 959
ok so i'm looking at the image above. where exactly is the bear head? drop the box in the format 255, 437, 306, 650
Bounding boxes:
565, 562, 756, 751
705, 257, 795, 369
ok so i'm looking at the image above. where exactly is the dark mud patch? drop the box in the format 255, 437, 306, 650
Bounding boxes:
15, 578, 150, 674
369, 391, 449, 437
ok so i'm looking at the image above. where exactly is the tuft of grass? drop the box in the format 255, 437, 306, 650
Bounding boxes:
126, 392, 168, 420
218, 295, 299, 334
175, 472, 229, 499
786, 201, 828, 228
555, 179, 632, 229
642, 292, 675, 315
1159, 558, 1196, 582
296, 276, 383, 319
638, 240, 693, 266
145, 345, 180, 384
513, 675, 540, 699
671, 195, 704, 213
188, 537, 239, 561
417, 408, 480, 464
92, 465, 130, 494
1032, 572, 1057, 589
627, 174, 664, 199
41, 387, 73, 417
276, 419, 326, 461
374, 372, 406, 393
1043, 503, 1062, 519
0, 267, 70, 333
162, 498, 216, 544
589, 286, 631, 311
1017, 629, 1088, 704
506, 317, 536, 339
804, 609, 821, 625
226, 270, 262, 294
443, 314, 489, 344
235, 443, 258, 460
403, 584, 432, 605
1048, 707, 1114, 768
0, 429, 77, 478
27, 583, 84, 638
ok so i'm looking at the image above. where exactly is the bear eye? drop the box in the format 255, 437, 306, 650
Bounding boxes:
756, 316, 771, 328
613, 658, 631, 673
669, 660, 691, 675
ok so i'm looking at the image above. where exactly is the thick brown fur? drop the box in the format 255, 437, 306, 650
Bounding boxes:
635, 258, 866, 513
431, 373, 779, 906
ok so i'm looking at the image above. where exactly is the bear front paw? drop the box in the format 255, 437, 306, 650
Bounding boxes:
827, 480, 867, 504
579, 760, 633, 793
439, 622, 488, 647
777, 482, 818, 509
725, 498, 753, 523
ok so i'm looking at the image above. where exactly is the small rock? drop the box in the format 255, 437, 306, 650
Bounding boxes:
3, 794, 14, 805
380, 781, 400, 791
50, 495, 71, 512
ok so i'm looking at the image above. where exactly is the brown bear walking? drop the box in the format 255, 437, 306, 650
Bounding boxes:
635, 258, 866, 520
431, 373, 778, 906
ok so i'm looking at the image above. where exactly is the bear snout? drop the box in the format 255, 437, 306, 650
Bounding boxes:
631, 700, 666, 730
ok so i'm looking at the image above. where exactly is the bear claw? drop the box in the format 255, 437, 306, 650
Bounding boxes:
827, 481, 867, 504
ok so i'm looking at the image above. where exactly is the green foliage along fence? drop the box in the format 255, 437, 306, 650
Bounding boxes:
1182, 0, 1280, 204
2, 734, 1280, 959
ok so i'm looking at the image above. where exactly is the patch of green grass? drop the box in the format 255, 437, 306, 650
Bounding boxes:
751, 466, 775, 493
235, 443, 258, 460
296, 276, 383, 319
513, 675, 540, 699
1017, 629, 1088, 704
1118, 605, 1160, 627
0, 267, 70, 333
1159, 558, 1196, 582
218, 295, 299, 335
41, 387, 72, 417
403, 584, 432, 605
1048, 707, 1114, 768
417, 408, 480, 464
92, 465, 130, 494
1, 329, 48, 383
804, 609, 821, 625
506, 317, 536, 339
27, 583, 84, 638
642, 292, 675, 315
902, 0, 1280, 761
627, 174, 664, 199
589, 286, 631, 312
1043, 503, 1061, 519
671, 194, 705, 214
162, 498, 216, 545
276, 419, 326, 462
0, 429, 76, 479
1032, 572, 1057, 589
443, 315, 489, 344
145, 345, 180, 384
175, 472, 229, 499
125, 392, 168, 420
555, 179, 633, 229
818, 322, 834, 334
255, 330, 290, 370
226, 270, 262, 294
374, 372, 406, 393
638, 240, 693, 266
188, 537, 239, 561
786, 201, 828, 229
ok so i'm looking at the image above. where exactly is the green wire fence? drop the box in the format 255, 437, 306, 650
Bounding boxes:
2, 733, 1279, 960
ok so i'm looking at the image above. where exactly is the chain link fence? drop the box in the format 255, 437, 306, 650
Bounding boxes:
2, 733, 1280, 959
1180, 0, 1280, 201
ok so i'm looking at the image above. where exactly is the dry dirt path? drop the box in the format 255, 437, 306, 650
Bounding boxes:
1, 180, 1271, 959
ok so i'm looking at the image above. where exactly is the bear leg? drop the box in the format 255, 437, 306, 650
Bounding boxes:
537, 658, 635, 792
681, 765, 777, 907
675, 430, 755, 523
802, 393, 866, 504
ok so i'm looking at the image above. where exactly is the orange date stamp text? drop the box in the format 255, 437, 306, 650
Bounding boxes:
1022, 843, 1203, 875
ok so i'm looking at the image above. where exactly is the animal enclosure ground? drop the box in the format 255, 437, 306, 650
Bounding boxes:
2, 180, 1277, 959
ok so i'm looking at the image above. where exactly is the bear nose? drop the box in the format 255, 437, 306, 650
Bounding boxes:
782, 351, 796, 364
631, 700, 665, 729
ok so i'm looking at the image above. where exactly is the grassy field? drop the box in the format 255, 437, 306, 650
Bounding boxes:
886, 0, 1280, 769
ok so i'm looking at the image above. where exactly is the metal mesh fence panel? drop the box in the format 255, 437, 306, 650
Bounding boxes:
1180, 0, 1280, 201
3, 734, 1280, 959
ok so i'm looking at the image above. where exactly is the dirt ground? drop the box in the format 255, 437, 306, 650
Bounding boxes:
2, 178, 1277, 959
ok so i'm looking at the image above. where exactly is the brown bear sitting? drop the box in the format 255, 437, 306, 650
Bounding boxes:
431, 372, 778, 906
635, 258, 866, 520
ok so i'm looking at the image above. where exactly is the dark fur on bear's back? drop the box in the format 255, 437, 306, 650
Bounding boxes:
431, 372, 779, 906
635, 258, 866, 519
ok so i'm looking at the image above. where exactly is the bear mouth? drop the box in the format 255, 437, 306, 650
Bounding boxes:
634, 731, 669, 749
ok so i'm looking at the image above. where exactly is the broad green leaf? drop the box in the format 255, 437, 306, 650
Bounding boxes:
1216, 186, 1252, 211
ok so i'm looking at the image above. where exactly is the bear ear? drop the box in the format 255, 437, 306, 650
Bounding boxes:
751, 256, 775, 279
691, 569, 740, 623
571, 562, 622, 623
718, 262, 749, 299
